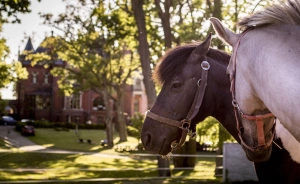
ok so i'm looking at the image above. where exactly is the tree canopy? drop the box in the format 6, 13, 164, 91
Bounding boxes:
0, 0, 41, 99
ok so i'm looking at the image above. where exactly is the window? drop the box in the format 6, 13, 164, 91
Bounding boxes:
32, 72, 38, 84
134, 78, 142, 91
36, 96, 51, 109
134, 97, 140, 112
66, 115, 80, 123
97, 116, 105, 125
44, 73, 49, 84
65, 93, 81, 109
25, 95, 51, 109
93, 96, 105, 110
72, 116, 80, 123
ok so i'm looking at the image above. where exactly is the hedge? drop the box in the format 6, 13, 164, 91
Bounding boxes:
15, 120, 106, 132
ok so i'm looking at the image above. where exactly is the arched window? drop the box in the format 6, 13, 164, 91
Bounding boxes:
93, 96, 105, 110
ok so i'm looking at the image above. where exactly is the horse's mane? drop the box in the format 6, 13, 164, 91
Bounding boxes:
238, 0, 300, 30
153, 43, 230, 85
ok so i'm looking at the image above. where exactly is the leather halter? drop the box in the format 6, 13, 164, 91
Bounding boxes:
230, 28, 276, 152
146, 60, 210, 152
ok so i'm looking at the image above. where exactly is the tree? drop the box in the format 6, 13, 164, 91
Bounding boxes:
0, 0, 40, 100
0, 0, 41, 23
131, 0, 157, 108
27, 0, 140, 145
131, 0, 173, 177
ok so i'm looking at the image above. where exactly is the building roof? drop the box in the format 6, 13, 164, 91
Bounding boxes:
24, 37, 34, 51
20, 36, 65, 66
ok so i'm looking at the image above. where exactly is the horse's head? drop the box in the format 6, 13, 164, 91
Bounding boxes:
141, 35, 213, 155
210, 17, 276, 162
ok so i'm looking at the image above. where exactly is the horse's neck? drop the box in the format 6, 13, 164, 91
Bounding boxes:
212, 91, 239, 141
206, 56, 239, 141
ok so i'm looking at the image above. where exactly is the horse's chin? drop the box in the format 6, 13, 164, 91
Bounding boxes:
242, 145, 272, 162
159, 146, 172, 155
142, 139, 172, 155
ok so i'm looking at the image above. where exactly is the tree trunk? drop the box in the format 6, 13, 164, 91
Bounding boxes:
157, 156, 171, 177
132, 0, 170, 177
102, 88, 114, 148
105, 99, 114, 148
187, 138, 197, 167
131, 0, 157, 108
115, 90, 127, 142
154, 0, 172, 49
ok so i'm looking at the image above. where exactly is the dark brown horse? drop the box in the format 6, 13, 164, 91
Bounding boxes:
141, 35, 300, 183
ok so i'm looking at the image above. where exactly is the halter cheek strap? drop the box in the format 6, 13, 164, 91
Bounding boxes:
146, 60, 210, 152
231, 28, 277, 152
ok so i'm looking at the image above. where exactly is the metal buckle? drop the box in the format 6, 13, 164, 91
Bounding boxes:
188, 130, 196, 139
180, 119, 191, 129
232, 99, 244, 115
201, 61, 210, 70
171, 141, 179, 149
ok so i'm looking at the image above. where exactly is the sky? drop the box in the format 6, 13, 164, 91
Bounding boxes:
1, 0, 66, 99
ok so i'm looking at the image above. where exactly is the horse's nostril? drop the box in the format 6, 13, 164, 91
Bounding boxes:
143, 134, 152, 147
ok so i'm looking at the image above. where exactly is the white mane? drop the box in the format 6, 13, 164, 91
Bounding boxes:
238, 0, 300, 29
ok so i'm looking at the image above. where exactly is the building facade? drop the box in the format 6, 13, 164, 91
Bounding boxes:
15, 38, 148, 124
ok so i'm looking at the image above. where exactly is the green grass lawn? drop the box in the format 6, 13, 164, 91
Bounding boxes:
0, 152, 220, 182
0, 128, 221, 183
0, 152, 158, 180
26, 128, 140, 153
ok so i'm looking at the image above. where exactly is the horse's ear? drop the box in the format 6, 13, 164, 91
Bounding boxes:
200, 33, 211, 53
210, 17, 239, 46
187, 33, 211, 64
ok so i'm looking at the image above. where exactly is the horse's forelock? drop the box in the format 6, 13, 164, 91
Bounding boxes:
153, 44, 197, 85
153, 46, 231, 86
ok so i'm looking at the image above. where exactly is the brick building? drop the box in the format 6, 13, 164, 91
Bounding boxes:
14, 38, 148, 124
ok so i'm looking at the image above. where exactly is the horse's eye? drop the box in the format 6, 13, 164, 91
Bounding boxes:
171, 82, 182, 91
173, 83, 181, 88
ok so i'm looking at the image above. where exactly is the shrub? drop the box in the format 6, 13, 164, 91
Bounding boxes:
127, 126, 139, 138
196, 116, 235, 151
16, 120, 106, 130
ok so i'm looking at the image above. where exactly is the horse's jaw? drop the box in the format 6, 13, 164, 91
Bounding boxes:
242, 145, 272, 162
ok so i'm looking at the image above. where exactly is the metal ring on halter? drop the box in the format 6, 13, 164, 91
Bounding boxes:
201, 61, 210, 70
180, 119, 191, 129
232, 99, 238, 107
197, 79, 202, 87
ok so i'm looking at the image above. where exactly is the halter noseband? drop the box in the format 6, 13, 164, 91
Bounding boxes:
146, 60, 210, 152
230, 28, 276, 152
